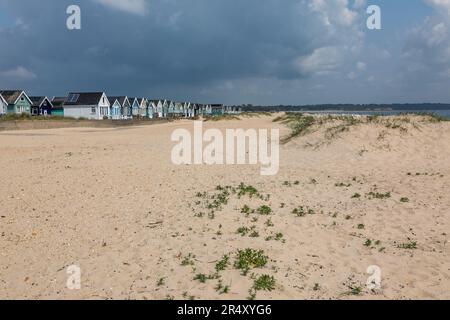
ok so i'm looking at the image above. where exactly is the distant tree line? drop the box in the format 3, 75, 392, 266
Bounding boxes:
236, 103, 450, 113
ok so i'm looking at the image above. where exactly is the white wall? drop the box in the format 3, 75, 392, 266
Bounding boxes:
64, 106, 99, 120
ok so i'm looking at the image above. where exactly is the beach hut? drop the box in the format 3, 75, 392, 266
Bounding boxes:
0, 93, 7, 116
30, 96, 53, 116
203, 104, 212, 116
138, 98, 148, 118
211, 104, 224, 116
63, 92, 110, 120
149, 100, 158, 118
51, 97, 66, 117
183, 102, 191, 118
0, 90, 32, 114
168, 100, 175, 117
109, 96, 131, 120
130, 98, 140, 117
174, 102, 184, 117
151, 100, 169, 118
147, 100, 155, 118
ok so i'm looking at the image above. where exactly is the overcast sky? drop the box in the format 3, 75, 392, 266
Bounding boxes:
0, 0, 449, 105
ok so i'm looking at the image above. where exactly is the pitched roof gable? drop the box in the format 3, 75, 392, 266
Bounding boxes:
108, 96, 129, 106
0, 90, 32, 105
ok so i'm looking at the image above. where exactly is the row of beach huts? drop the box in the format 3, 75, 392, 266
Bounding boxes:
0, 90, 241, 120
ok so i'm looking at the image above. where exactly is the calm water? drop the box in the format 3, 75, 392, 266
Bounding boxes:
304, 109, 450, 119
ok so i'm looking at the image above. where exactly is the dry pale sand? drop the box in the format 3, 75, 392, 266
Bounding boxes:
0, 114, 449, 300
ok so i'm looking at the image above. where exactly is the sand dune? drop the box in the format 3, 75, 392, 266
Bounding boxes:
0, 114, 449, 300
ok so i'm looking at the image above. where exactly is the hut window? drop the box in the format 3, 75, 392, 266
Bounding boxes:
91, 107, 96, 114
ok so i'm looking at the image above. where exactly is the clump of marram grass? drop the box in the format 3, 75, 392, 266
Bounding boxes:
204, 114, 241, 122
273, 112, 445, 145
239, 112, 273, 118
273, 113, 316, 143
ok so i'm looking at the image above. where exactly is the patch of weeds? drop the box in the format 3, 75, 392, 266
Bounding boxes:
193, 274, 208, 283
280, 203, 286, 208
207, 189, 230, 210
265, 219, 274, 227
215, 280, 230, 295
368, 191, 391, 200
283, 181, 291, 187
347, 285, 363, 296
352, 193, 361, 199
253, 275, 276, 291
215, 255, 230, 272
257, 205, 272, 215
181, 253, 196, 266
292, 206, 315, 217
398, 241, 417, 249
196, 191, 207, 198
241, 205, 254, 216
313, 283, 320, 291
247, 288, 257, 300
266, 232, 285, 243
182, 292, 196, 300
357, 224, 365, 230
157, 277, 166, 286
237, 226, 250, 237
364, 239, 372, 247
234, 249, 268, 275
249, 230, 260, 238
400, 197, 410, 203
237, 183, 260, 198
335, 182, 352, 187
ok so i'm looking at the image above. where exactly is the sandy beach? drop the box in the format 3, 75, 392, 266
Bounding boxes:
0, 114, 449, 300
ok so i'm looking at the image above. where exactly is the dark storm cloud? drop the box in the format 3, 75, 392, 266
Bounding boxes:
1, 0, 449, 104
0, 0, 368, 103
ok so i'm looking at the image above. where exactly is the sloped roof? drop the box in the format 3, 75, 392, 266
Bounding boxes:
30, 96, 53, 108
51, 96, 67, 108
108, 96, 128, 106
0, 90, 30, 104
30, 96, 45, 107
64, 92, 105, 106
